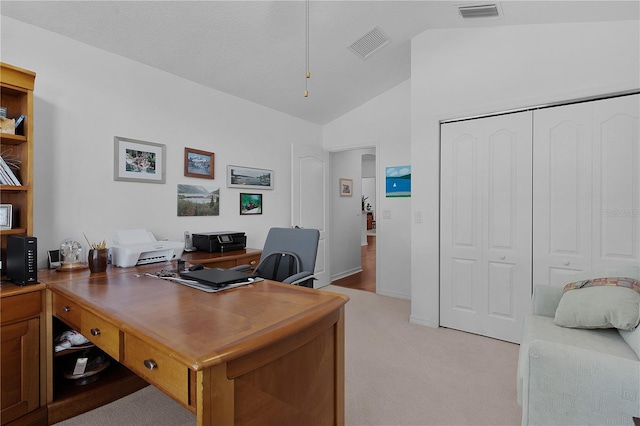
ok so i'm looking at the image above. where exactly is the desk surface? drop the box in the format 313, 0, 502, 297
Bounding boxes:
47, 269, 348, 371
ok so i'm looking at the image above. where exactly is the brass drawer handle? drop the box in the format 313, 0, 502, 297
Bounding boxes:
63, 306, 71, 312
144, 359, 157, 370
90, 328, 101, 336
250, 260, 257, 265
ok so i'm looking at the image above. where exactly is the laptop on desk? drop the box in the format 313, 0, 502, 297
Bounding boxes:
179, 267, 254, 288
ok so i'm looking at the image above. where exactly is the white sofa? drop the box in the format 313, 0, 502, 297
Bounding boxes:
518, 267, 640, 426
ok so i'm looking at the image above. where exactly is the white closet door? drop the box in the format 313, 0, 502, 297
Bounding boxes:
592, 94, 640, 269
533, 94, 639, 287
441, 111, 532, 343
533, 102, 593, 286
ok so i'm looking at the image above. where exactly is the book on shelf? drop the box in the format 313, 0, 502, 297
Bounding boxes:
0, 156, 21, 185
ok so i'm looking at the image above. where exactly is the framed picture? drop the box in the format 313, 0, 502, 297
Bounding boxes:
114, 136, 166, 183
177, 184, 220, 216
0, 204, 12, 229
184, 147, 214, 179
339, 178, 353, 197
240, 193, 263, 215
227, 165, 273, 189
385, 165, 411, 197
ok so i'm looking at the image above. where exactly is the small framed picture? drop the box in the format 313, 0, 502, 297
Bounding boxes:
240, 193, 262, 215
339, 178, 353, 197
227, 165, 273, 189
0, 204, 12, 229
184, 147, 215, 179
114, 136, 166, 183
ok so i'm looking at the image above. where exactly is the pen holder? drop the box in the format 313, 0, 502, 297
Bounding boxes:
88, 248, 108, 274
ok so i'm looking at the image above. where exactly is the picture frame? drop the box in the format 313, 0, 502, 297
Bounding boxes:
177, 184, 220, 216
227, 165, 273, 189
114, 136, 166, 183
339, 178, 353, 197
184, 147, 215, 179
240, 193, 263, 215
0, 204, 12, 229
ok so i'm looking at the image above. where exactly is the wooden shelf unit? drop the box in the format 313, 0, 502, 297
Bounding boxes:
0, 63, 35, 273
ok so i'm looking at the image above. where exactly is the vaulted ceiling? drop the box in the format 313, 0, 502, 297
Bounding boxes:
2, 1, 638, 124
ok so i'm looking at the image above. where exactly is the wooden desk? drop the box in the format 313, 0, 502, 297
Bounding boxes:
45, 259, 348, 425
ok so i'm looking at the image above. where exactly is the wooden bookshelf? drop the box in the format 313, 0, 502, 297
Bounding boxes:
0, 62, 35, 275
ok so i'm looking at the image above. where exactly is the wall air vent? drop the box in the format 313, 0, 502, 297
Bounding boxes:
348, 27, 391, 60
458, 4, 501, 19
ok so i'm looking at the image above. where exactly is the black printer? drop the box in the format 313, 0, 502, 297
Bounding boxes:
192, 232, 246, 253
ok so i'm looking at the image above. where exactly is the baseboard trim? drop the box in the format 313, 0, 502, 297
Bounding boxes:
330, 267, 363, 282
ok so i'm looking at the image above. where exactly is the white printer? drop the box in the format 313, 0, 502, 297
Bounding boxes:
110, 229, 184, 268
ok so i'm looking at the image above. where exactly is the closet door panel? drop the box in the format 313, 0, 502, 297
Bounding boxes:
592, 94, 639, 268
440, 128, 482, 334
441, 111, 531, 343
483, 115, 532, 343
533, 103, 592, 287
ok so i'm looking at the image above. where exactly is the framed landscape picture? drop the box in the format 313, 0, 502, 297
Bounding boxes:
227, 165, 273, 189
114, 136, 166, 183
184, 147, 214, 179
240, 193, 262, 215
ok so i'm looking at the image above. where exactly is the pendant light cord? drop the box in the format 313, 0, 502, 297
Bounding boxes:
304, 0, 310, 97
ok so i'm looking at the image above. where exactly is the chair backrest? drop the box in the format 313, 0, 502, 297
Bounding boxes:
255, 227, 319, 282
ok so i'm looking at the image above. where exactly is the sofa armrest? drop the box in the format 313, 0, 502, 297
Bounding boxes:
520, 339, 640, 425
532, 285, 563, 318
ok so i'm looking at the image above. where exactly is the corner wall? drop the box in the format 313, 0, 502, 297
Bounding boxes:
1, 17, 322, 268
410, 20, 640, 326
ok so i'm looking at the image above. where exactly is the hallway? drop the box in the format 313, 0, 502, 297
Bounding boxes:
331, 234, 376, 293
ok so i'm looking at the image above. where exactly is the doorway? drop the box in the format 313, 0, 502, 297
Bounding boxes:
330, 149, 377, 293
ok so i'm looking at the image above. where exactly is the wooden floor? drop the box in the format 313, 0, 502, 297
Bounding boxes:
331, 234, 376, 293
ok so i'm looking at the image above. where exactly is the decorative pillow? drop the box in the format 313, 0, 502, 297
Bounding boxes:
554, 277, 640, 331
619, 326, 640, 359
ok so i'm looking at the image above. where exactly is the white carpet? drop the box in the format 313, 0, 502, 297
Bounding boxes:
55, 285, 522, 425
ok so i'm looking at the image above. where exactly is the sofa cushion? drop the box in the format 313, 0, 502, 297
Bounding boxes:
554, 280, 640, 331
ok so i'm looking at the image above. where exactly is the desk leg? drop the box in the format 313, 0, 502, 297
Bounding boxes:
197, 364, 234, 426
335, 306, 345, 426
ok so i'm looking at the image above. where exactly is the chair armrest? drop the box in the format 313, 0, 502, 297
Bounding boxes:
532, 285, 563, 317
282, 271, 314, 286
520, 339, 640, 425
230, 264, 251, 272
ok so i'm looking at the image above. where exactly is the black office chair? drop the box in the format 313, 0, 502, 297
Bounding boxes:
233, 227, 320, 287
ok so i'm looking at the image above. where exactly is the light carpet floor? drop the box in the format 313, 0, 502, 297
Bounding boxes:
55, 285, 522, 426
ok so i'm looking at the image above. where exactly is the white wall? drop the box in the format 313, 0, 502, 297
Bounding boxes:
410, 20, 640, 326
1, 17, 322, 268
330, 149, 369, 278
323, 80, 411, 299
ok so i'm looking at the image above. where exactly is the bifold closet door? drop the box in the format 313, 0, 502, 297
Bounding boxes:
532, 102, 593, 285
440, 111, 532, 344
533, 94, 639, 287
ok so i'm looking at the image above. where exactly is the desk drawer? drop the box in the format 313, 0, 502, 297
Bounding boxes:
123, 334, 189, 406
52, 293, 81, 330
81, 310, 122, 361
0, 291, 41, 325
242, 254, 260, 270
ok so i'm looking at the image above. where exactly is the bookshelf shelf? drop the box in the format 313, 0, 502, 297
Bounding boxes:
0, 228, 27, 236
0, 133, 27, 144
0, 185, 28, 191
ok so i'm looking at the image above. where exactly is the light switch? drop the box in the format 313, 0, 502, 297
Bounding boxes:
415, 211, 423, 223
383, 210, 391, 219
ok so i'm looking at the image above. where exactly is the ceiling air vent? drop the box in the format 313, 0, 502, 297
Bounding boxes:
348, 27, 391, 60
458, 3, 501, 19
